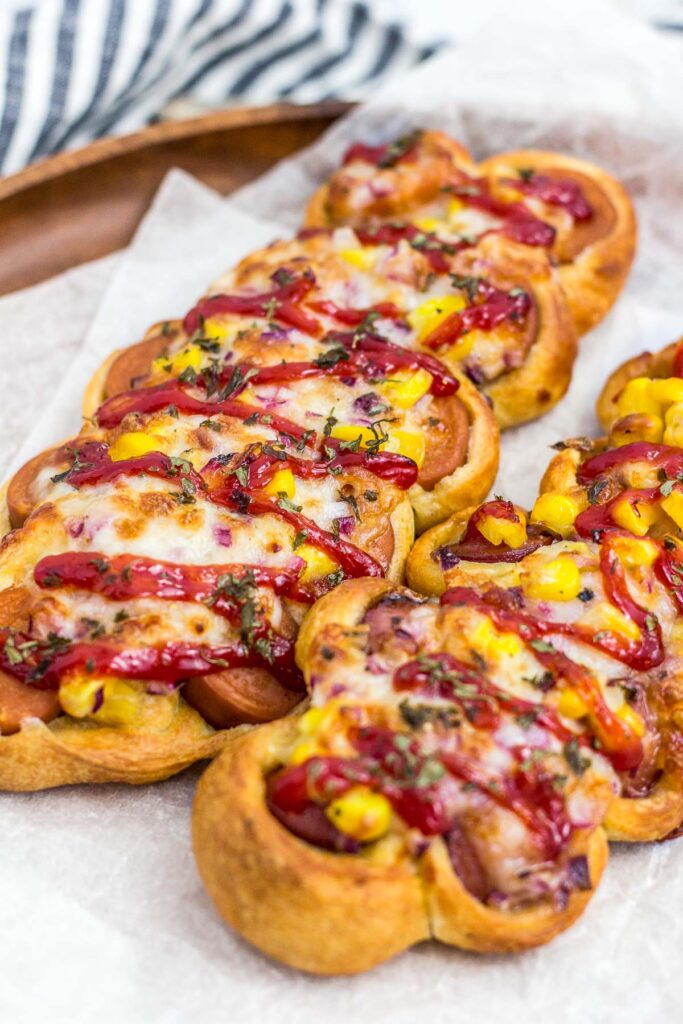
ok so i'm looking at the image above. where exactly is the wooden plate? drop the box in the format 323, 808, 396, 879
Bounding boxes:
0, 101, 351, 298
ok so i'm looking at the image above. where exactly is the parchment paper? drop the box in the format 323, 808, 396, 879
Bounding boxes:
3, 2, 683, 1022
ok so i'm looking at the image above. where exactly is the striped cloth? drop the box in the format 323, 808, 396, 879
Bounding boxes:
0, 0, 681, 176
0, 0, 440, 174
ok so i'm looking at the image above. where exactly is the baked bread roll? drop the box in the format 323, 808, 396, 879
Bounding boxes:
307, 129, 636, 338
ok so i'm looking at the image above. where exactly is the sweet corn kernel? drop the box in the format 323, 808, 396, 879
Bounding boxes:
616, 702, 646, 737
59, 675, 145, 725
651, 378, 683, 405
94, 678, 147, 726
108, 431, 164, 462
612, 496, 662, 537
476, 510, 528, 549
616, 377, 661, 419
661, 489, 683, 531
613, 536, 659, 568
382, 367, 433, 409
58, 675, 102, 719
386, 428, 426, 468
523, 555, 582, 602
297, 707, 326, 736
663, 401, 683, 448
202, 317, 230, 341
558, 688, 589, 719
446, 197, 464, 219
329, 424, 383, 448
470, 618, 523, 658
413, 216, 441, 232
296, 543, 339, 582
264, 467, 296, 498
582, 601, 641, 642
152, 345, 203, 378
340, 248, 375, 272
611, 412, 663, 447
530, 492, 579, 538
325, 785, 392, 842
407, 295, 467, 341
289, 739, 320, 765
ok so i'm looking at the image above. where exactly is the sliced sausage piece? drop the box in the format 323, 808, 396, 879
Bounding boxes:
0, 672, 61, 735
103, 327, 181, 398
183, 668, 303, 729
0, 586, 61, 734
540, 167, 617, 263
6, 442, 76, 528
417, 395, 470, 491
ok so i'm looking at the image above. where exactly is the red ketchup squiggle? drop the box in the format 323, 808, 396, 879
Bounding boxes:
95, 381, 313, 442
207, 470, 383, 584
440, 585, 645, 771
308, 300, 404, 326
354, 223, 462, 273
53, 441, 206, 492
422, 284, 531, 352
504, 174, 593, 222
242, 445, 418, 492
267, 725, 571, 858
34, 552, 312, 606
449, 178, 557, 248
577, 442, 683, 484
183, 271, 321, 337
0, 630, 295, 691
342, 134, 420, 168
575, 486, 661, 540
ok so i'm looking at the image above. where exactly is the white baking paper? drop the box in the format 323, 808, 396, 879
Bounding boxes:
3, 2, 683, 1022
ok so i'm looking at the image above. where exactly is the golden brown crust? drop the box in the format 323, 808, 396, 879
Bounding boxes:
193, 712, 606, 972
406, 511, 683, 845
0, 697, 228, 791
422, 826, 607, 953
471, 236, 578, 430
193, 716, 429, 975
479, 149, 637, 335
596, 339, 679, 430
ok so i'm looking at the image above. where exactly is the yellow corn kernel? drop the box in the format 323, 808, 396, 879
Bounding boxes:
296, 543, 339, 582
616, 377, 661, 419
59, 675, 145, 726
289, 739, 320, 765
387, 428, 426, 469
661, 489, 683, 531
446, 197, 464, 219
108, 431, 164, 462
476, 509, 528, 549
523, 555, 582, 602
616, 702, 646, 737
325, 785, 392, 842
611, 496, 662, 537
407, 295, 467, 341
298, 706, 326, 736
202, 317, 231, 341
663, 401, 683, 448
264, 467, 296, 499
329, 424, 382, 448
582, 601, 641, 642
94, 679, 147, 726
339, 248, 375, 272
558, 688, 589, 720
152, 345, 203, 378
651, 378, 683, 405
613, 536, 659, 568
610, 412, 663, 447
413, 215, 441, 232
530, 492, 579, 538
470, 618, 523, 658
59, 675, 102, 719
382, 367, 433, 409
